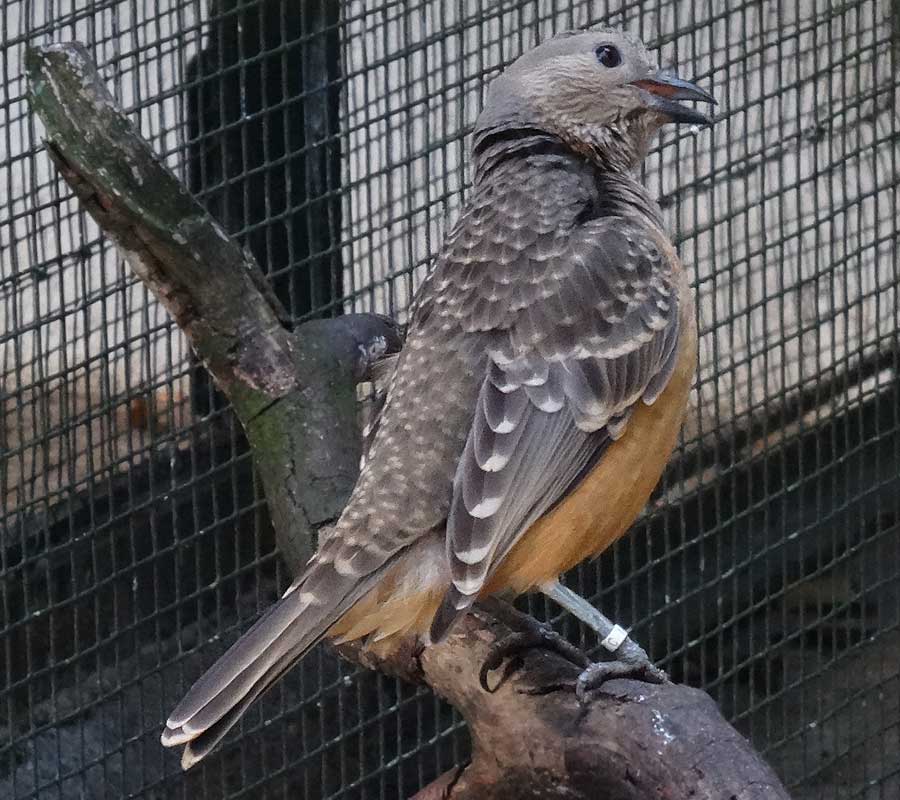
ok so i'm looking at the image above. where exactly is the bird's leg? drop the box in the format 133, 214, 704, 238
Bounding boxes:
477, 586, 666, 700
541, 581, 667, 701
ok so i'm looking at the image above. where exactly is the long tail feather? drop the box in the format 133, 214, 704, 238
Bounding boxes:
161, 561, 384, 766
174, 633, 312, 769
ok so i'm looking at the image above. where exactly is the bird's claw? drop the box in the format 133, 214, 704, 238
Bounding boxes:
479, 618, 667, 700
479, 623, 590, 692
575, 648, 667, 704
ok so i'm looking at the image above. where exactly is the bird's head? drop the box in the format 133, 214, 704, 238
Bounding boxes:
473, 29, 716, 172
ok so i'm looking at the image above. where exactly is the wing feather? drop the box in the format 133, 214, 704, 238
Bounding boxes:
432, 217, 686, 640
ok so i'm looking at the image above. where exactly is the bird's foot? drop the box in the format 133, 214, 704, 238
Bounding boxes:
479, 620, 590, 693
478, 612, 666, 700
574, 644, 667, 703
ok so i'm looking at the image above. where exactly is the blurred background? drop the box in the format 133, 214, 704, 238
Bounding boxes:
1, 1, 898, 798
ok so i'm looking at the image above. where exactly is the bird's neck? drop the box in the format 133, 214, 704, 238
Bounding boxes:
471, 127, 577, 180
591, 170, 665, 230
473, 109, 658, 172
472, 127, 663, 229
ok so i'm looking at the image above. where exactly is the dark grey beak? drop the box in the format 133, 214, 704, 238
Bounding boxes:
631, 71, 717, 126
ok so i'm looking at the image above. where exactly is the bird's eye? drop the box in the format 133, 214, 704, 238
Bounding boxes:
595, 45, 622, 68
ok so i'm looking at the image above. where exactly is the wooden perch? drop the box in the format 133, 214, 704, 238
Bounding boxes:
26, 42, 791, 799
25, 42, 401, 573
347, 604, 790, 800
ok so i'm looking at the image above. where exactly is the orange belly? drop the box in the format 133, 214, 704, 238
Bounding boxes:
331, 301, 696, 648
483, 311, 696, 595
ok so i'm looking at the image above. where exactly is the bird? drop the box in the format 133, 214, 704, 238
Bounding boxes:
162, 28, 715, 768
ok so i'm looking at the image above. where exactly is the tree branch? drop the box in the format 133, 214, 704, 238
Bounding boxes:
342, 606, 789, 799
27, 42, 790, 799
26, 42, 400, 572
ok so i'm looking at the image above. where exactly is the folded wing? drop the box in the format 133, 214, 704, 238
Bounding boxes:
431, 216, 684, 639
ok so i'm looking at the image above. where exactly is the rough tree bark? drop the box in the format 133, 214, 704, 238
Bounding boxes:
26, 43, 791, 800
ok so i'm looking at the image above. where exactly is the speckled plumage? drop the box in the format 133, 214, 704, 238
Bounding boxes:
163, 28, 711, 768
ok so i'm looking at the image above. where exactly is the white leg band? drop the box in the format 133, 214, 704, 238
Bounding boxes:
600, 624, 629, 652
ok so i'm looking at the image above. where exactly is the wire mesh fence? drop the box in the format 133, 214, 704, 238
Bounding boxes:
1, 0, 898, 797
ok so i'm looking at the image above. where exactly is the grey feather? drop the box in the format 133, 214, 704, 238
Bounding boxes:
436, 212, 684, 638
473, 391, 528, 472
643, 320, 682, 404
359, 352, 400, 469
162, 558, 390, 752
482, 375, 529, 432
178, 646, 297, 767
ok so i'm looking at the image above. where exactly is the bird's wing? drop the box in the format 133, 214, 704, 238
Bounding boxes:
359, 352, 400, 469
433, 215, 685, 638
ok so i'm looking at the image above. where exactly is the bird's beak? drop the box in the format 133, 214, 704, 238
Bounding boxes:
631, 70, 717, 126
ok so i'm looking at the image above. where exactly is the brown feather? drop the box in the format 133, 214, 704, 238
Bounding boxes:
483, 299, 696, 595
330, 295, 695, 649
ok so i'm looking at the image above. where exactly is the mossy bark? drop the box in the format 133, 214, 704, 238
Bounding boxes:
26, 43, 399, 572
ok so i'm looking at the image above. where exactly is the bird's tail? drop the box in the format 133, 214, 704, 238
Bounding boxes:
161, 560, 385, 768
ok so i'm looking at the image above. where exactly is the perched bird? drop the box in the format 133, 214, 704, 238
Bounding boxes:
162, 28, 715, 767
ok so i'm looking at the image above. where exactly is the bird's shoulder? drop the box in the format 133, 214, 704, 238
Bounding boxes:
415, 159, 677, 337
